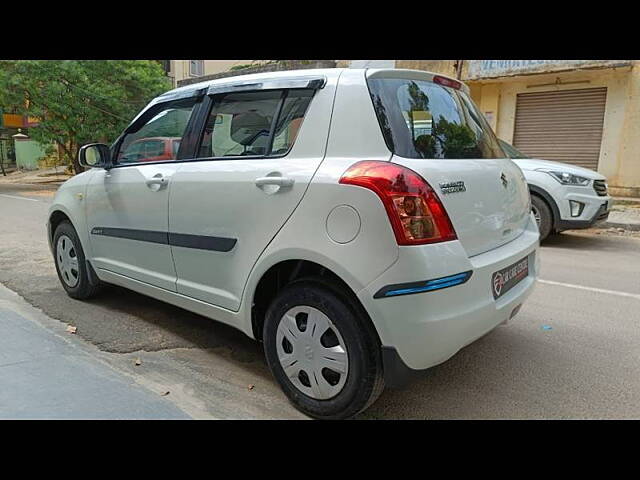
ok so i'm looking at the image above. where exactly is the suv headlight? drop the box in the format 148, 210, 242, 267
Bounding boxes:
536, 169, 590, 186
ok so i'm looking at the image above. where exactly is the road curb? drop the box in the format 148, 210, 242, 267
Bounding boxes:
602, 221, 640, 232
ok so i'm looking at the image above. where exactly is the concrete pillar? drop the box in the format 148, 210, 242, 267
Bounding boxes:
611, 64, 640, 197
479, 84, 500, 133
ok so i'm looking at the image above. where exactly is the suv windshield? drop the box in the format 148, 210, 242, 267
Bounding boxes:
367, 77, 506, 159
498, 139, 529, 159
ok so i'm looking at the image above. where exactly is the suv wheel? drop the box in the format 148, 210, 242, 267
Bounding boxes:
53, 221, 102, 299
263, 280, 384, 419
531, 195, 552, 241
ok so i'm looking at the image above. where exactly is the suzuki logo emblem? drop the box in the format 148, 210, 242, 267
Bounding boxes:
500, 172, 508, 188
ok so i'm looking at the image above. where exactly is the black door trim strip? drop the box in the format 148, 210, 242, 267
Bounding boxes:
91, 227, 236, 252
168, 232, 236, 252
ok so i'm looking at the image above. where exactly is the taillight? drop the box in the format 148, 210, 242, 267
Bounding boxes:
339, 161, 457, 245
433, 75, 462, 90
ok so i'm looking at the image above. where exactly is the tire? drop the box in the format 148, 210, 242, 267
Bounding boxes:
531, 195, 553, 241
263, 279, 384, 419
53, 221, 102, 299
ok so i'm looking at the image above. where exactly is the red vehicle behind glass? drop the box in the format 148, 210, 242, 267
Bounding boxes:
118, 137, 181, 163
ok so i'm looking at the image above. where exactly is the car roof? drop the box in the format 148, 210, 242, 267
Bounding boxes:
156, 67, 470, 101
159, 68, 347, 101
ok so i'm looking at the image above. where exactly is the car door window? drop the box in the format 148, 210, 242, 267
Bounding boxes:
197, 89, 314, 159
270, 91, 314, 155
117, 98, 197, 165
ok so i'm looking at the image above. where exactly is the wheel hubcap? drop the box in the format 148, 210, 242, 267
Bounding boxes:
276, 306, 349, 400
532, 206, 541, 226
56, 235, 79, 287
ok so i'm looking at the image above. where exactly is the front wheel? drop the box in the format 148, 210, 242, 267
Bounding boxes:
531, 195, 553, 241
263, 280, 384, 419
53, 221, 102, 299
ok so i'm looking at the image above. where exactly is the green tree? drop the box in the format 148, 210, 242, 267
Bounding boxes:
0, 60, 171, 173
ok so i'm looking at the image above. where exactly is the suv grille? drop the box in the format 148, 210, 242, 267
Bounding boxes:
593, 180, 607, 196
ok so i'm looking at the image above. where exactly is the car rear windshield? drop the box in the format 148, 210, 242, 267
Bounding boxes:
367, 77, 506, 159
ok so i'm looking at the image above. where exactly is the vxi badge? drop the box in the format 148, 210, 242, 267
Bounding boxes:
439, 181, 466, 195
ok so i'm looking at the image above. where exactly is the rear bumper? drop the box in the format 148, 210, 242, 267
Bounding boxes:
358, 214, 540, 387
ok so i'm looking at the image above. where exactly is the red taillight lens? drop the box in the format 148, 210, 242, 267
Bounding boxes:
433, 75, 462, 90
339, 161, 457, 245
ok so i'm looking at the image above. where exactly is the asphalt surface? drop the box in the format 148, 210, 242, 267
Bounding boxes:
1, 182, 639, 419
0, 283, 189, 419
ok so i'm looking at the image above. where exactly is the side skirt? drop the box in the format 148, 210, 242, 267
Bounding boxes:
96, 268, 253, 339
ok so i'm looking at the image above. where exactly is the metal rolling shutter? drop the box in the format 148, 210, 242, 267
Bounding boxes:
513, 87, 607, 170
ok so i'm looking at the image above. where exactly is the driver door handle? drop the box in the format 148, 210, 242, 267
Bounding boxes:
146, 174, 168, 189
255, 176, 294, 188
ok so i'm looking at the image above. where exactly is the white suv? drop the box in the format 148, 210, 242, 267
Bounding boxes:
499, 139, 611, 240
48, 68, 539, 419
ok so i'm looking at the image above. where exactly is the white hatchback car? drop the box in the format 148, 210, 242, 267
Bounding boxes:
499, 139, 611, 240
48, 68, 540, 419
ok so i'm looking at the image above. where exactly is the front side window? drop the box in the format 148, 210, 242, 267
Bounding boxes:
367, 77, 506, 159
117, 99, 196, 165
197, 89, 313, 159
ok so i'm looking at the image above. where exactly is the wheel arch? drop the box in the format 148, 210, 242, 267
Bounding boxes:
48, 200, 94, 266
528, 184, 559, 230
49, 209, 73, 242
250, 258, 381, 347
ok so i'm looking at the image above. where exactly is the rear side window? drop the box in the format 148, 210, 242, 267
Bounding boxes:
367, 77, 506, 159
197, 89, 314, 159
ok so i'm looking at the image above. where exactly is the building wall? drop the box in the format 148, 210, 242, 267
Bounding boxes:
14, 139, 47, 170
168, 60, 255, 86
395, 60, 459, 78
468, 65, 638, 195
176, 61, 338, 87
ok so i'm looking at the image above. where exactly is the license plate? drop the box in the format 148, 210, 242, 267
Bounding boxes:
491, 256, 529, 300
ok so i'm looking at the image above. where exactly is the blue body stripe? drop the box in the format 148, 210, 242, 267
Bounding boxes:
382, 272, 472, 297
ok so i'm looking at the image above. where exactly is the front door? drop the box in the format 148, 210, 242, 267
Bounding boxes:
168, 82, 336, 311
86, 97, 199, 291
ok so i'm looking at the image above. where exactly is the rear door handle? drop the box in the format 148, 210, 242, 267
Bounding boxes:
255, 176, 295, 188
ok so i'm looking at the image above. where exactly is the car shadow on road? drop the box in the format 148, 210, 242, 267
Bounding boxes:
84, 285, 546, 420
542, 230, 624, 251
355, 316, 583, 420
86, 284, 266, 364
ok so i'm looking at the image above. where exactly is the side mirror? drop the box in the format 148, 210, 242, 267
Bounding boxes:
79, 143, 112, 169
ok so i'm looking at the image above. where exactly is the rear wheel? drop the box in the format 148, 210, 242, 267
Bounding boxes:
53, 221, 102, 299
263, 280, 384, 419
531, 195, 552, 241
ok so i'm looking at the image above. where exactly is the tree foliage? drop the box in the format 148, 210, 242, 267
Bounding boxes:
0, 60, 171, 173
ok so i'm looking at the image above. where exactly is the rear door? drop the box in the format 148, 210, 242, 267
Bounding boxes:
366, 71, 531, 257
168, 75, 338, 311
86, 97, 200, 290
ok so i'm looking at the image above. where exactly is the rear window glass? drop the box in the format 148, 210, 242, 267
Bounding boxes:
367, 77, 506, 159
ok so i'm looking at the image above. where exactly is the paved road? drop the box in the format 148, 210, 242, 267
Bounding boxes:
0, 283, 189, 419
1, 183, 639, 419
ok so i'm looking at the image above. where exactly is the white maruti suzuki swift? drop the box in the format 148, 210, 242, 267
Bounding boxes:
48, 68, 540, 419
